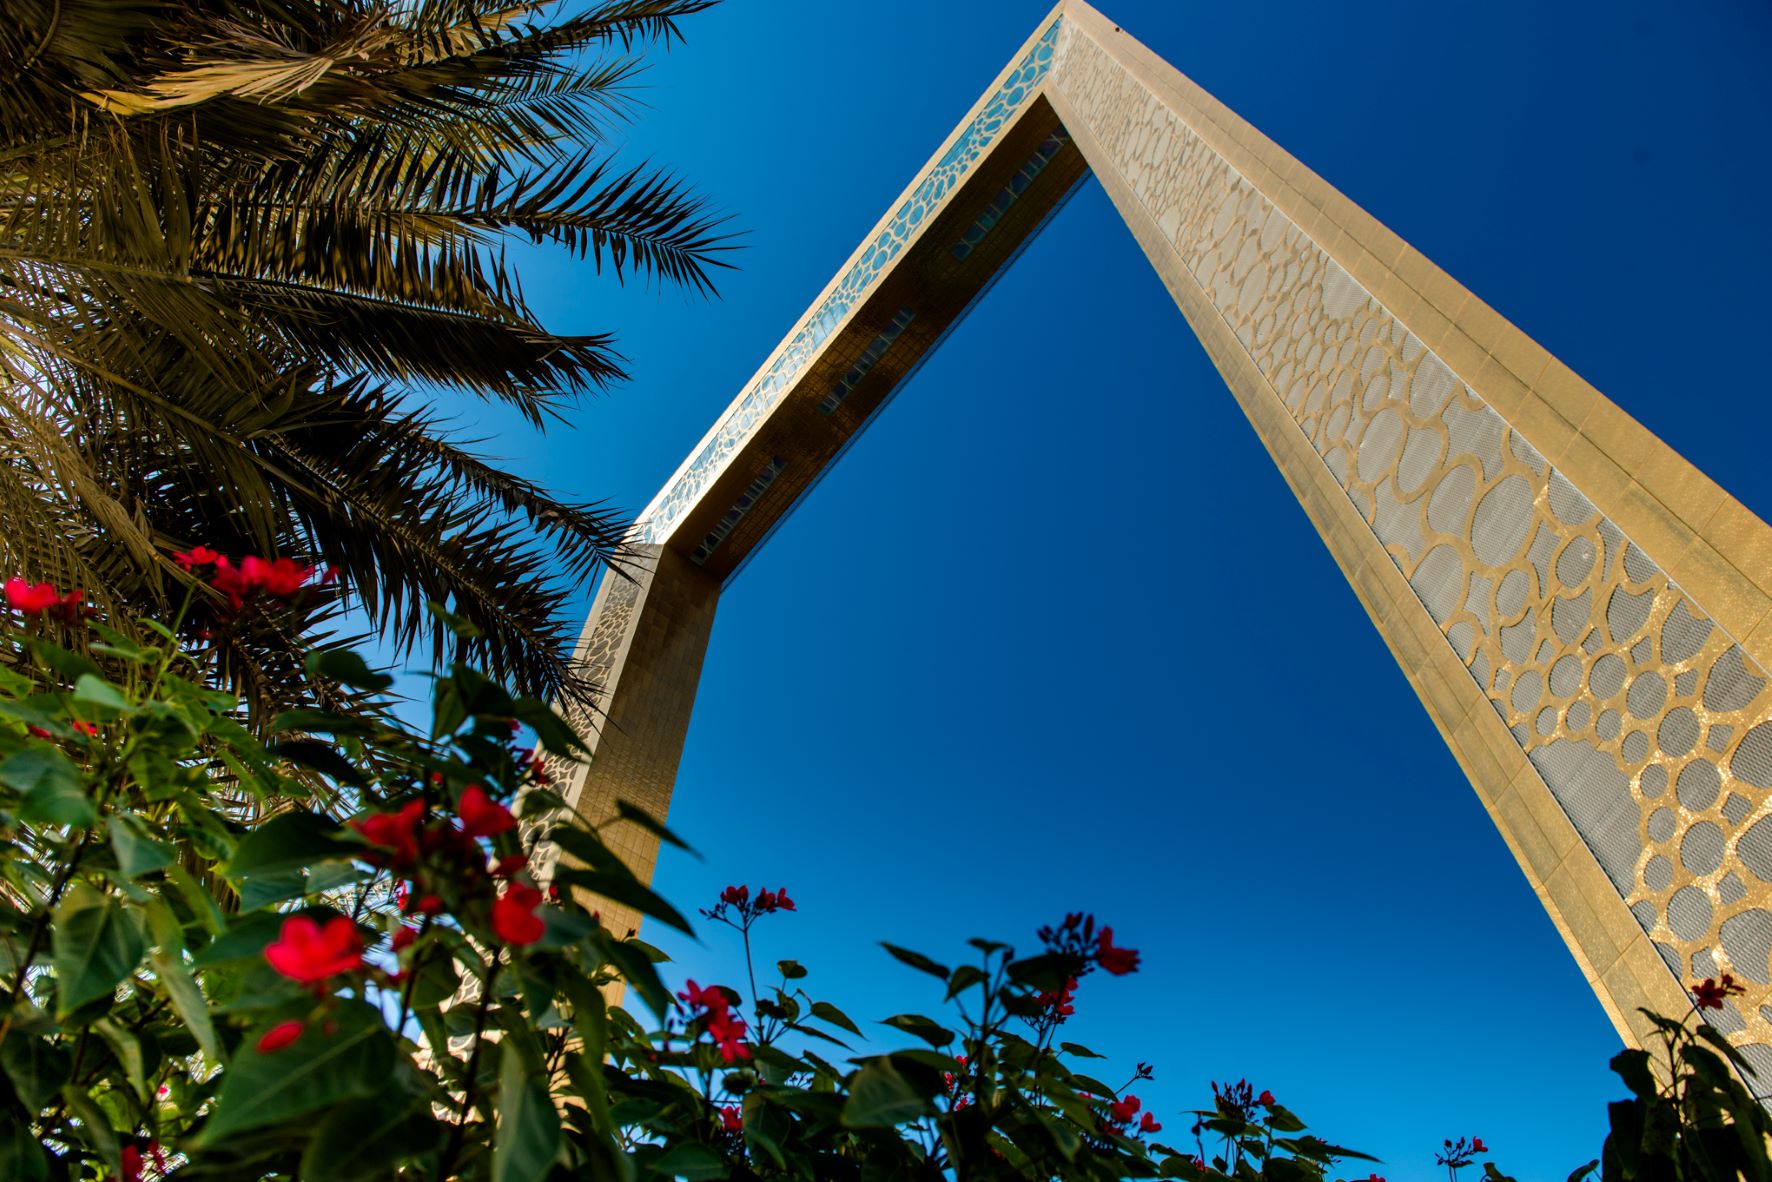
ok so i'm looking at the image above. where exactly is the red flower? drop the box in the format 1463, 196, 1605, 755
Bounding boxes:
27, 725, 50, 739
1472, 1138, 1488, 1154
206, 554, 317, 608
391, 926, 419, 953
547, 882, 562, 903
242, 555, 315, 598
707, 1009, 750, 1063
1036, 976, 1078, 1017
174, 546, 222, 569
720, 884, 748, 907
1109, 1094, 1141, 1125
1257, 1089, 1275, 1106
5, 578, 85, 620
678, 979, 730, 1014
256, 1020, 305, 1053
1139, 1111, 1162, 1134
459, 784, 516, 838
492, 882, 545, 946
5, 578, 60, 614
491, 854, 527, 878
120, 1144, 144, 1182
71, 721, 99, 737
404, 890, 444, 917
264, 915, 364, 984
350, 800, 425, 869
719, 1105, 743, 1132
1365, 1175, 1387, 1182
1096, 927, 1141, 975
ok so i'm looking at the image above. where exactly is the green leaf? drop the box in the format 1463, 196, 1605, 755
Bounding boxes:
148, 949, 220, 1063
811, 1000, 862, 1037
408, 953, 462, 1010
28, 641, 102, 683
494, 1038, 562, 1182
0, 1122, 49, 1182
94, 1017, 146, 1098
52, 886, 146, 1018
880, 1013, 955, 1048
1567, 1159, 1600, 1182
269, 709, 374, 737
552, 867, 694, 935
777, 959, 808, 980
545, 826, 627, 875
513, 699, 587, 757
1005, 952, 1076, 991
88, 623, 159, 664
1266, 1104, 1307, 1133
613, 799, 693, 853
946, 963, 988, 1001
73, 674, 131, 712
62, 1082, 119, 1170
197, 1002, 395, 1142
238, 870, 309, 910
305, 649, 396, 693
3, 748, 94, 827
1, 1034, 72, 1111
269, 739, 365, 787
595, 933, 670, 1021
192, 911, 283, 967
107, 815, 173, 879
650, 1143, 729, 1180
842, 1057, 932, 1127
880, 943, 949, 982
1058, 1041, 1105, 1059
227, 810, 350, 878
301, 1097, 438, 1181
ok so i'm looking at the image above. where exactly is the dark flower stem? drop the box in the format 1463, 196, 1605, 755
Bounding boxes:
437, 951, 503, 1181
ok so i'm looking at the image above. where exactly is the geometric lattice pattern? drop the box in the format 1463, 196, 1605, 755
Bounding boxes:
1049, 17, 1772, 1071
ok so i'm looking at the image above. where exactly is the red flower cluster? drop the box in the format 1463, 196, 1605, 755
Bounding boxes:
1105, 1093, 1160, 1134
118, 1142, 166, 1182
1210, 1078, 1268, 1120
4, 578, 87, 621
264, 915, 364, 986
1036, 912, 1141, 977
678, 978, 750, 1063
176, 548, 329, 610
1435, 1136, 1488, 1169
705, 883, 797, 938
718, 1105, 743, 1133
1693, 973, 1746, 1010
1035, 976, 1078, 1018
348, 782, 542, 947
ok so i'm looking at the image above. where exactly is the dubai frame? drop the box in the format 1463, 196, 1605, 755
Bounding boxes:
548, 2, 1772, 1069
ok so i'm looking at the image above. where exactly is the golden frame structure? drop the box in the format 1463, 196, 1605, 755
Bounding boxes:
545, 1, 1772, 1066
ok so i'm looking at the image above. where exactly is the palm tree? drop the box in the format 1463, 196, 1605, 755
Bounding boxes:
0, 0, 729, 709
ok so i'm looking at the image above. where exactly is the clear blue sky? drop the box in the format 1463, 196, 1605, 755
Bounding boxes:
425, 1, 1772, 1175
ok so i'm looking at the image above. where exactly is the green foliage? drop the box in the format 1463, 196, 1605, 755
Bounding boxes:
1599, 1007, 1772, 1182
1, 613, 1767, 1180
0, 0, 733, 711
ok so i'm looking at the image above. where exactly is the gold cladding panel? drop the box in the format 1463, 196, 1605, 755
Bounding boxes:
1051, 6, 1772, 1070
